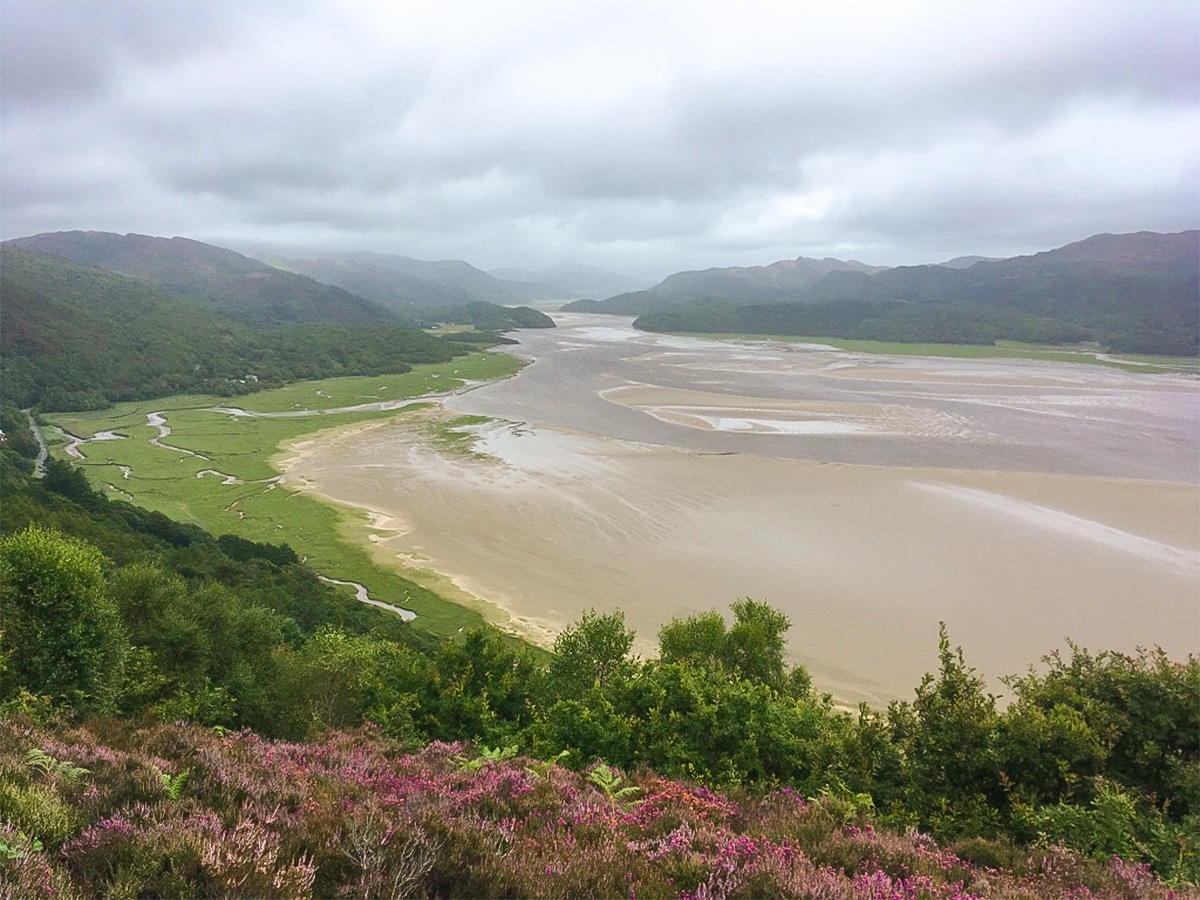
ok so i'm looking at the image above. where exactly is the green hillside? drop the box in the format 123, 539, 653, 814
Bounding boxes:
0, 247, 464, 411
578, 232, 1200, 356
6, 231, 398, 327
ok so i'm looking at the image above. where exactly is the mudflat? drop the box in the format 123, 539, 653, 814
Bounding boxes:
279, 315, 1200, 704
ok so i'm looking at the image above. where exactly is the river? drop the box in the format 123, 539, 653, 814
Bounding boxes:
280, 315, 1200, 704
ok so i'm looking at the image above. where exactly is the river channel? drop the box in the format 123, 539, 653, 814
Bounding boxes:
280, 314, 1200, 704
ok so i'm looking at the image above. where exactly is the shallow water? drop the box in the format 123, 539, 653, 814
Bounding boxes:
281, 315, 1200, 704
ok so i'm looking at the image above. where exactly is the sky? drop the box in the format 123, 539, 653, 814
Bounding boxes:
2, 0, 1197, 280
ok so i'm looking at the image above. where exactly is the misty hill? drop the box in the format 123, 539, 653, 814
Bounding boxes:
0, 246, 461, 411
563, 255, 886, 314
627, 232, 1199, 356
335, 251, 556, 305
255, 253, 554, 330
6, 231, 398, 328
488, 263, 651, 299
939, 255, 1000, 269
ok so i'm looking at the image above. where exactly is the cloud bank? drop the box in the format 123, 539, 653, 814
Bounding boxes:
3, 0, 1196, 277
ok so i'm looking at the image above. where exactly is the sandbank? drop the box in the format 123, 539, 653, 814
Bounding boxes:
279, 407, 1199, 706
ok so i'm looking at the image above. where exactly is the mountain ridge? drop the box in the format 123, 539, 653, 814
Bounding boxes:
623, 231, 1199, 356
6, 231, 398, 328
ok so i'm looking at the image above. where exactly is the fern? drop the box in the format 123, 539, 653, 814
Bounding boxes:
526, 750, 570, 780
23, 748, 89, 783
588, 763, 640, 806
456, 745, 518, 773
163, 769, 189, 801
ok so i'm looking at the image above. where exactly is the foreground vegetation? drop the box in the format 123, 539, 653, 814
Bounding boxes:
2, 719, 1189, 899
2, 411, 1197, 892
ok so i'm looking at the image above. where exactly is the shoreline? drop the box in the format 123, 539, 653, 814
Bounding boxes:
275, 401, 1200, 705
275, 409, 557, 643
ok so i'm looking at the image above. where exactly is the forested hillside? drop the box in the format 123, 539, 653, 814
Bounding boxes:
0, 247, 467, 411
6, 232, 395, 327
576, 232, 1200, 356
1, 417, 1196, 892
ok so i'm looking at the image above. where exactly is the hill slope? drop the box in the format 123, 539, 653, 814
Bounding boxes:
563, 255, 886, 314
337, 251, 557, 304
6, 231, 398, 327
0, 247, 461, 410
256, 253, 555, 329
630, 232, 1200, 355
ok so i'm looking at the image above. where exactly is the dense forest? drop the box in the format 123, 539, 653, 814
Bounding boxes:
0, 246, 536, 411
1, 413, 1196, 895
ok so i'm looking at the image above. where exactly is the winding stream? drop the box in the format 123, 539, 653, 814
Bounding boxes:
317, 576, 417, 621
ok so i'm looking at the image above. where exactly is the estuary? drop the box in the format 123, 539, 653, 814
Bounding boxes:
280, 315, 1200, 704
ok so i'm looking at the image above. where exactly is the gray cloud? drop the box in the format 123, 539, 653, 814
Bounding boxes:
2, 0, 1196, 277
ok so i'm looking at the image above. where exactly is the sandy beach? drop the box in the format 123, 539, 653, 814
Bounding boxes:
279, 316, 1200, 705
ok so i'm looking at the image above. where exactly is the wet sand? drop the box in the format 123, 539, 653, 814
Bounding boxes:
279, 316, 1200, 704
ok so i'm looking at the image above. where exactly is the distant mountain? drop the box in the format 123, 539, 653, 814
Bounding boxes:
562, 255, 886, 313
488, 263, 650, 299
939, 255, 1000, 269
256, 253, 555, 330
257, 253, 478, 308
6, 231, 397, 327
1023, 230, 1199, 269
337, 252, 557, 305
654, 256, 888, 299
0, 246, 462, 411
630, 232, 1199, 356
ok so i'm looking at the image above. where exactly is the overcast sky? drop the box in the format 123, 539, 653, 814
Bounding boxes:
2, 0, 1197, 279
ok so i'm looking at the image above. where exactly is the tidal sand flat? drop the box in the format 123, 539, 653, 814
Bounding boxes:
280, 316, 1200, 704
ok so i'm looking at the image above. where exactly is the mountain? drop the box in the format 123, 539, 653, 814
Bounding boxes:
630, 232, 1200, 356
488, 263, 651, 299
337, 251, 556, 305
255, 253, 555, 330
653, 256, 888, 299
1, 245, 253, 410
0, 246, 461, 411
939, 255, 1000, 269
6, 231, 398, 327
256, 253, 477, 307
561, 255, 886, 314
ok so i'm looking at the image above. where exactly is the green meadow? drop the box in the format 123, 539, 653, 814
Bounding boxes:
43, 351, 526, 637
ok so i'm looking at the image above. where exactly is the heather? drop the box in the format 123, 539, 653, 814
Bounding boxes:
0, 718, 1190, 899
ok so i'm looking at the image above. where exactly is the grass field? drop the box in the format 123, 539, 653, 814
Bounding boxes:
43, 350, 526, 637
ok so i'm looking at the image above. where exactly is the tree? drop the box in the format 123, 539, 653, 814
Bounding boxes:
888, 625, 1001, 838
547, 609, 636, 700
656, 599, 805, 695
0, 525, 126, 712
724, 598, 791, 691
658, 610, 727, 670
